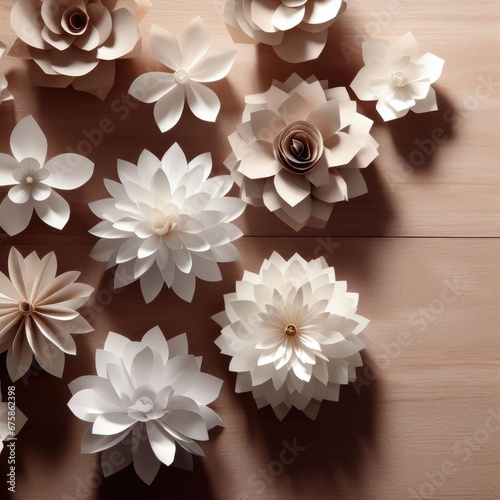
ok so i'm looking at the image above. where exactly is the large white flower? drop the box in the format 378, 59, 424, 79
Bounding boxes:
9, 0, 150, 99
0, 248, 94, 381
226, 74, 378, 231
350, 32, 445, 121
129, 17, 236, 132
0, 115, 94, 236
224, 0, 346, 62
89, 143, 246, 303
214, 252, 370, 420
68, 327, 223, 484
0, 383, 27, 455
0, 41, 13, 104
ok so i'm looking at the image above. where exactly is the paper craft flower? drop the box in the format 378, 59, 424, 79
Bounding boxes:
9, 0, 150, 99
129, 17, 236, 132
213, 252, 370, 420
0, 41, 13, 104
0, 248, 94, 381
0, 115, 94, 236
68, 327, 223, 484
89, 143, 245, 303
224, 0, 346, 63
0, 383, 27, 454
225, 74, 378, 231
350, 32, 445, 121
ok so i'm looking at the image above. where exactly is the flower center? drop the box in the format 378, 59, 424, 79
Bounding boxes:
390, 71, 407, 87
18, 300, 34, 315
285, 324, 297, 336
174, 69, 191, 85
25, 176, 34, 184
130, 397, 154, 415
151, 213, 178, 236
62, 8, 88, 34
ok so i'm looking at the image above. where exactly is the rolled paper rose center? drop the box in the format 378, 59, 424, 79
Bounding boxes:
390, 71, 407, 87
62, 8, 88, 34
174, 69, 191, 85
273, 121, 324, 175
152, 214, 177, 236
285, 324, 297, 336
18, 300, 34, 315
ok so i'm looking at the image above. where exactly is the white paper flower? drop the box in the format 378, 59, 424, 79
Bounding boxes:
224, 0, 346, 63
214, 252, 370, 420
129, 17, 236, 132
0, 383, 27, 454
9, 0, 150, 99
0, 42, 13, 104
225, 74, 378, 231
68, 327, 223, 484
0, 248, 94, 381
0, 116, 94, 236
89, 143, 245, 303
350, 32, 445, 121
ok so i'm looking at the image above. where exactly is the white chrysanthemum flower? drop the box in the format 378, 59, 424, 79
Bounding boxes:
9, 0, 150, 99
225, 74, 378, 231
214, 252, 370, 420
89, 143, 246, 303
0, 248, 94, 381
0, 383, 27, 454
0, 115, 94, 236
350, 32, 444, 121
0, 41, 13, 104
129, 17, 236, 132
68, 327, 223, 485
224, 0, 346, 63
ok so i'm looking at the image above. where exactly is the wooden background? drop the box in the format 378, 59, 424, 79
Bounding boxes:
0, 0, 499, 498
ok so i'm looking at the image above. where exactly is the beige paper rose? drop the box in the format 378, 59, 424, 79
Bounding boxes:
9, 0, 150, 99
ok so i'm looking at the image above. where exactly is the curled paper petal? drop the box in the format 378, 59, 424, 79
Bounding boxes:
225, 74, 378, 230
350, 32, 445, 121
0, 116, 93, 235
68, 327, 223, 484
128, 18, 236, 132
0, 248, 94, 381
214, 252, 370, 420
89, 143, 246, 303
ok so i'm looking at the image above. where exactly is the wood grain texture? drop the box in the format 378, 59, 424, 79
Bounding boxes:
0, 1, 499, 499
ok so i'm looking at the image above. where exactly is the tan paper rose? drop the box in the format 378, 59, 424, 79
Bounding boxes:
9, 0, 150, 99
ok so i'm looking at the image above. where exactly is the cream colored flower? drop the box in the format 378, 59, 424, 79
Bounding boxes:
224, 0, 346, 62
9, 0, 150, 99
214, 252, 370, 420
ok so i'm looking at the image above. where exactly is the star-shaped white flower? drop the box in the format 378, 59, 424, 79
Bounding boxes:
350, 32, 444, 121
214, 252, 370, 420
129, 17, 236, 132
0, 116, 94, 235
68, 327, 223, 484
0, 248, 94, 381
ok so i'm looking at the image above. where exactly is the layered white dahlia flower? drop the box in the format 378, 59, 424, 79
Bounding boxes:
214, 252, 370, 420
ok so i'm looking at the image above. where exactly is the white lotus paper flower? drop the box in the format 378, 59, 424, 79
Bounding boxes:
350, 32, 445, 121
0, 115, 94, 235
68, 327, 223, 485
89, 143, 246, 303
0, 248, 94, 381
9, 0, 150, 99
0, 41, 13, 104
225, 74, 378, 231
213, 252, 370, 420
0, 383, 27, 454
224, 0, 346, 63
129, 17, 236, 132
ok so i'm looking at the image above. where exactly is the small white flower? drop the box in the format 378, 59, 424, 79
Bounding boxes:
0, 383, 27, 454
0, 248, 94, 381
350, 32, 444, 121
0, 115, 94, 236
129, 17, 236, 132
68, 327, 223, 484
0, 42, 13, 104
89, 143, 246, 303
214, 252, 370, 420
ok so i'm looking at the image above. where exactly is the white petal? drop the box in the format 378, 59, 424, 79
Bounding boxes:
34, 190, 70, 229
153, 85, 185, 132
178, 17, 210, 70
129, 72, 176, 103
96, 8, 138, 60
185, 82, 220, 122
149, 24, 181, 70
10, 115, 47, 165
43, 154, 94, 189
190, 48, 236, 82
0, 197, 34, 236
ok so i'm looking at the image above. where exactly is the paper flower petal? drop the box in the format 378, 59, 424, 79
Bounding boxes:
44, 154, 94, 189
0, 383, 27, 454
68, 328, 222, 484
153, 85, 185, 133
185, 82, 220, 122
